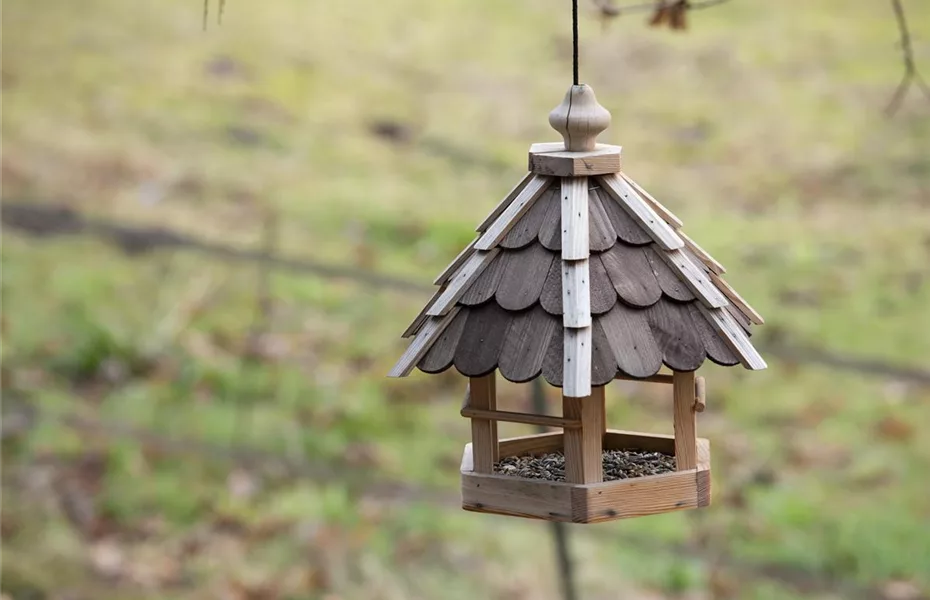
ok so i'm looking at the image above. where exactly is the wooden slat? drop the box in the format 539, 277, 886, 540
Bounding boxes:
590, 320, 618, 386
587, 189, 618, 251
495, 243, 555, 311
654, 248, 729, 309
570, 468, 698, 523
475, 175, 552, 250
614, 373, 674, 384
433, 238, 477, 286
461, 407, 581, 430
588, 255, 617, 315
529, 144, 622, 177
599, 301, 663, 379
562, 260, 592, 328
644, 245, 696, 302
469, 374, 498, 473
688, 303, 740, 366
562, 327, 592, 398
563, 393, 604, 484
388, 308, 461, 377
603, 429, 675, 453
462, 469, 574, 522
697, 304, 767, 370
476, 172, 534, 233
594, 187, 652, 246
498, 432, 565, 458
500, 186, 557, 249
453, 303, 513, 377
678, 229, 726, 275
418, 309, 468, 373
673, 370, 697, 471
598, 174, 683, 251
709, 271, 765, 325
598, 245, 662, 308
427, 249, 500, 316
499, 305, 559, 383
561, 177, 590, 260
647, 299, 707, 372
619, 173, 684, 229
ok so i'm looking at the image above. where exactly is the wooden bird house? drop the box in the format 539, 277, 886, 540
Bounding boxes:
389, 84, 766, 524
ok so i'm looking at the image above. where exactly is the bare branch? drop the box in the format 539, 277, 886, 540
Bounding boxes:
886, 0, 930, 116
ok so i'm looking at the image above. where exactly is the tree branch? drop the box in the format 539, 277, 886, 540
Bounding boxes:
886, 0, 930, 116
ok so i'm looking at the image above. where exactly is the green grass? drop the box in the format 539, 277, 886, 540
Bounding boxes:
3, 0, 930, 598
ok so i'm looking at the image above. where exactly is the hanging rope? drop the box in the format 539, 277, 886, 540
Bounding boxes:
572, 0, 580, 85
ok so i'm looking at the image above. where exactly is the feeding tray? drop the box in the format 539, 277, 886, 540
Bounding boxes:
461, 430, 710, 524
388, 84, 766, 524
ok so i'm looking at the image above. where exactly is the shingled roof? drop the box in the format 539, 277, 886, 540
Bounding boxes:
389, 87, 766, 397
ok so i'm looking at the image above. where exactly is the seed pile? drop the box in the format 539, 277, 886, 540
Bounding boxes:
494, 449, 676, 482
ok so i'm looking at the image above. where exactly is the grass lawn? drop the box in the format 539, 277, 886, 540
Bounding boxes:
2, 0, 929, 598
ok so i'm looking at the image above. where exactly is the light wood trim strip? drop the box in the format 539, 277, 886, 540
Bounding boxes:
673, 371, 698, 471
433, 237, 477, 286
562, 326, 592, 398
697, 304, 767, 370
678, 230, 726, 275
401, 285, 445, 338
562, 259, 592, 328
476, 172, 534, 233
561, 177, 590, 260
461, 407, 581, 430
655, 247, 729, 309
388, 308, 461, 377
475, 175, 552, 250
426, 249, 500, 316
709, 271, 764, 325
469, 374, 498, 473
619, 173, 684, 228
598, 174, 684, 250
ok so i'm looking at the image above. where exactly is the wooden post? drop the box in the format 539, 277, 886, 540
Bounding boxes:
672, 371, 697, 471
563, 387, 605, 484
469, 373, 498, 473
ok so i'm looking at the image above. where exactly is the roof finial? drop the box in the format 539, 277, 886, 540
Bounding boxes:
548, 84, 611, 152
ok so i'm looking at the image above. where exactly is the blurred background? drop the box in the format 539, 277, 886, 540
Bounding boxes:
2, 1, 929, 599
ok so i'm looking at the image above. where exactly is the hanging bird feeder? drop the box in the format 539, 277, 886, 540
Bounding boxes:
388, 7, 766, 524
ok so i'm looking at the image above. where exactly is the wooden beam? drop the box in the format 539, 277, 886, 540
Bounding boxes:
694, 376, 706, 413
614, 372, 674, 385
619, 173, 684, 229
562, 327, 592, 398
592, 385, 607, 435
469, 374, 498, 473
529, 144, 621, 177
563, 392, 605, 484
461, 407, 581, 430
672, 371, 697, 471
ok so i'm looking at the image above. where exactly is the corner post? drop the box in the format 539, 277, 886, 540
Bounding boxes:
672, 370, 697, 471
468, 373, 498, 473
563, 386, 605, 484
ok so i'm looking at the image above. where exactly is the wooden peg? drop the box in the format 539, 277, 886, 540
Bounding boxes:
694, 376, 706, 413
548, 84, 611, 152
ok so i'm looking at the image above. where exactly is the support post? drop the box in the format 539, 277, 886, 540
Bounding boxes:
469, 373, 498, 473
672, 370, 697, 471
562, 387, 605, 484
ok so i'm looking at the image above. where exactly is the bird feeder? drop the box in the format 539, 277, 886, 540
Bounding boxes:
389, 84, 766, 524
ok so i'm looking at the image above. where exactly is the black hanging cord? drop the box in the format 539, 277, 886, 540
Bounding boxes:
572, 0, 580, 85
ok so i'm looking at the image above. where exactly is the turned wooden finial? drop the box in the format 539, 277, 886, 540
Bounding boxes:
548, 84, 611, 152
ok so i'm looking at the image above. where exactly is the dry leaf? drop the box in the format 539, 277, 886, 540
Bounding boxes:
874, 416, 914, 442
